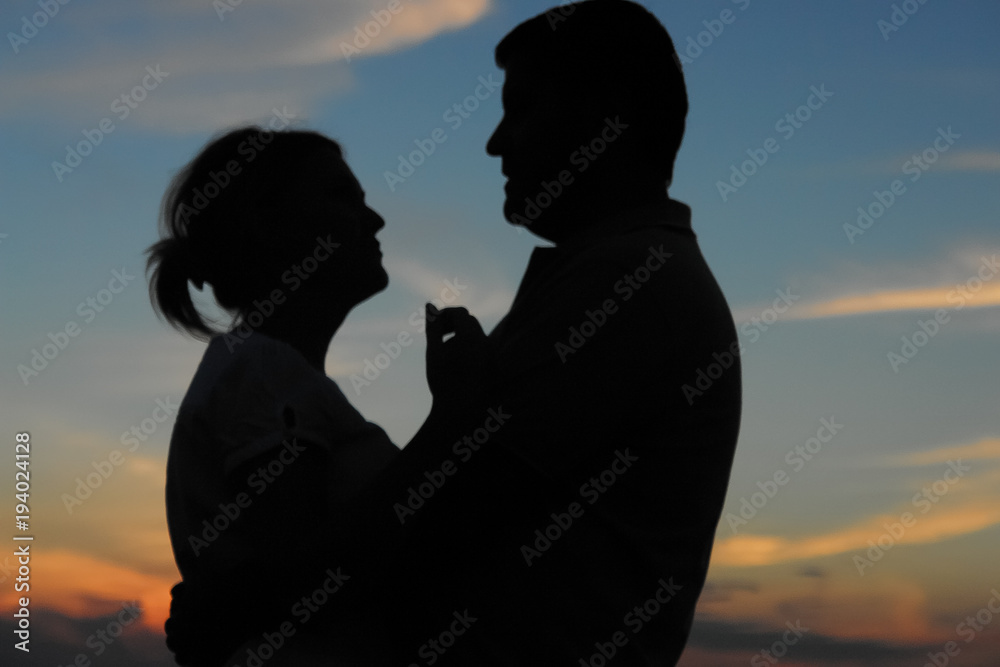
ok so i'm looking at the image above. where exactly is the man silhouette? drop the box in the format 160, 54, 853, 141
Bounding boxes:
350, 1, 743, 663
165, 2, 741, 665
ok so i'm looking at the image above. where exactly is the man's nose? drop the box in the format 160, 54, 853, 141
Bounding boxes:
486, 120, 505, 157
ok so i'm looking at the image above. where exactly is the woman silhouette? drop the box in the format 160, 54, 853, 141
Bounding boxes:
148, 127, 489, 665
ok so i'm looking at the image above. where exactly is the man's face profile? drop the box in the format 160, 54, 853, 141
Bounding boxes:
486, 60, 594, 238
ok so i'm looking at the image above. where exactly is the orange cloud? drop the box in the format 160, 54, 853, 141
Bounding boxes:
0, 548, 173, 633
696, 571, 935, 644
713, 501, 1000, 568
793, 281, 1000, 319
290, 0, 492, 65
892, 437, 1000, 466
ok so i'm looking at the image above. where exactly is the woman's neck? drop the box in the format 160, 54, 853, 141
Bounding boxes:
251, 302, 349, 373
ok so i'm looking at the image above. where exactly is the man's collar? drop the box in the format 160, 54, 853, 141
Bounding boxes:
549, 198, 692, 251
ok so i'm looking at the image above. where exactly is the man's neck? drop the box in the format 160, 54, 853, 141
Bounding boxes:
545, 190, 680, 247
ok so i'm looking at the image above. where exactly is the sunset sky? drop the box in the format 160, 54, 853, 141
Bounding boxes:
1, 0, 999, 665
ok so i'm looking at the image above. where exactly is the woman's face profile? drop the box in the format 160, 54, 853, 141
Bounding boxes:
289, 149, 388, 306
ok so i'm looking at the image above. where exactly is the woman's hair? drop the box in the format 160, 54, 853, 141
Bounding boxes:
147, 127, 342, 339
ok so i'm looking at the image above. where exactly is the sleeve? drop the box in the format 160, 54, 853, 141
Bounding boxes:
208, 336, 399, 498
204, 337, 322, 477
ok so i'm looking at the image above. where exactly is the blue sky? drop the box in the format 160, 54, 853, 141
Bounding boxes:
1, 1, 999, 665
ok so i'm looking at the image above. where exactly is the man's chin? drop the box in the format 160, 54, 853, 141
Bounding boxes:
503, 186, 536, 225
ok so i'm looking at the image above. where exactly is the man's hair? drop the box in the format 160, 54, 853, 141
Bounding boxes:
495, 0, 688, 185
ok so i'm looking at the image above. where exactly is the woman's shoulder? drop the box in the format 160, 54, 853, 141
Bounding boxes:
176, 331, 321, 441
194, 330, 316, 393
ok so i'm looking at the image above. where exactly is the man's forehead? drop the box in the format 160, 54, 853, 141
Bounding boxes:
500, 62, 559, 105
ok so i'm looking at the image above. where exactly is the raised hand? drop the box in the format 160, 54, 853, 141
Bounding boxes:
424, 303, 496, 403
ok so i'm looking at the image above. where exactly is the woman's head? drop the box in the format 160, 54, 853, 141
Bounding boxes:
147, 127, 387, 339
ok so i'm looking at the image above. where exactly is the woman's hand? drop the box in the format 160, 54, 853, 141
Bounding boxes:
165, 580, 247, 667
424, 303, 496, 402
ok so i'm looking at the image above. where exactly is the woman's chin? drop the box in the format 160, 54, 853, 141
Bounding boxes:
358, 268, 390, 302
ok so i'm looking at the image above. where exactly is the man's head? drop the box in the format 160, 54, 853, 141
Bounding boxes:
486, 0, 687, 243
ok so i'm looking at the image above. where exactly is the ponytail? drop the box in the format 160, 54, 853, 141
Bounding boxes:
146, 236, 215, 340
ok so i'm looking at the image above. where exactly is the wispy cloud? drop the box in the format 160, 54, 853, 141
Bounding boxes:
686, 618, 936, 664
938, 150, 1000, 172
384, 254, 514, 321
1, 0, 492, 133
288, 0, 492, 65
713, 487, 1000, 568
792, 281, 1000, 319
890, 437, 1000, 467
0, 549, 173, 632
732, 247, 1000, 322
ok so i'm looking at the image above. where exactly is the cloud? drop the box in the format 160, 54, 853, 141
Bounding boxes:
0, 549, 173, 633
731, 247, 1000, 322
793, 280, 1000, 319
714, 447, 1000, 569
0, 607, 174, 666
939, 150, 1000, 172
890, 437, 1000, 467
1, 0, 492, 133
685, 618, 936, 664
695, 569, 948, 645
713, 495, 1000, 568
290, 0, 493, 65
698, 579, 760, 603
383, 254, 515, 321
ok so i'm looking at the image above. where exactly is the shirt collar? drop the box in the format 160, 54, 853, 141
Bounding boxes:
542, 197, 693, 254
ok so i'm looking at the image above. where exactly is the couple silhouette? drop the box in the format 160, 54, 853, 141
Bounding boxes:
148, 2, 742, 665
